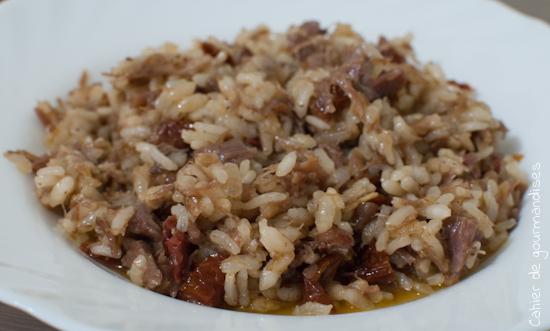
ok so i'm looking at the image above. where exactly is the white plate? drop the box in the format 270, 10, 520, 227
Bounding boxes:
1, 0, 549, 330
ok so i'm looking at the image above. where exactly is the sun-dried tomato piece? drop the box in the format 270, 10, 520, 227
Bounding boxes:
355, 244, 394, 285
302, 253, 343, 305
163, 216, 190, 282
311, 227, 354, 253
178, 254, 226, 307
150, 120, 190, 149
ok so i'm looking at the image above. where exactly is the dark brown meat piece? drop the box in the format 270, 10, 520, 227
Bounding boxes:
124, 53, 207, 85
377, 37, 405, 64
127, 204, 162, 241
150, 120, 190, 149
163, 216, 191, 283
350, 202, 379, 236
200, 41, 221, 57
443, 217, 478, 283
121, 239, 163, 289
200, 40, 251, 67
178, 254, 226, 307
309, 75, 351, 117
293, 40, 343, 69
355, 244, 394, 285
311, 227, 354, 253
360, 69, 407, 101
288, 21, 338, 69
199, 138, 256, 163
287, 21, 325, 48
302, 253, 343, 305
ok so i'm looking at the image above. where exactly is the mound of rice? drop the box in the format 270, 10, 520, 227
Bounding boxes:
5, 21, 526, 315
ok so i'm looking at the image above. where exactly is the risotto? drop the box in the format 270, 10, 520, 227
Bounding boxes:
5, 21, 527, 315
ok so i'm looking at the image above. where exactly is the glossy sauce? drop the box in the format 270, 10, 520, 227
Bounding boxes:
89, 254, 127, 277
235, 286, 436, 315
